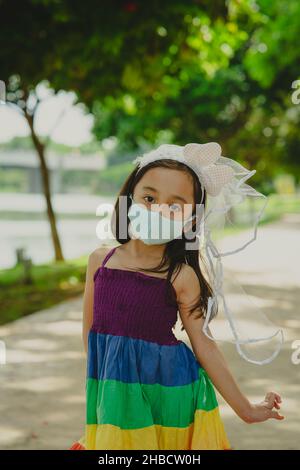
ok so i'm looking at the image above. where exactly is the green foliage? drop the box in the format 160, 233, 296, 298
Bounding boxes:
244, 0, 300, 88
0, 136, 35, 150
0, 0, 299, 184
0, 169, 28, 192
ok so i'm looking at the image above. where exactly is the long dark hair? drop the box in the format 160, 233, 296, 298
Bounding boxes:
110, 159, 217, 332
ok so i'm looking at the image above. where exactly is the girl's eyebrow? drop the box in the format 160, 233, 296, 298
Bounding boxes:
142, 186, 188, 204
142, 185, 158, 193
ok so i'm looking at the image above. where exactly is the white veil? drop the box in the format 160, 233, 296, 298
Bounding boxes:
198, 156, 284, 365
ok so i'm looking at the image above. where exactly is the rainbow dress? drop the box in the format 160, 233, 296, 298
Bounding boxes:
70, 245, 231, 450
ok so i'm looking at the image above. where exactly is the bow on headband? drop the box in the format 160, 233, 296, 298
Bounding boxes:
183, 143, 235, 196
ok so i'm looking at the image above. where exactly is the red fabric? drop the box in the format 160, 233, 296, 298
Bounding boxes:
69, 441, 86, 450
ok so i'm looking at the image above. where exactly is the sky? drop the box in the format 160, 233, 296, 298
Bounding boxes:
0, 85, 94, 147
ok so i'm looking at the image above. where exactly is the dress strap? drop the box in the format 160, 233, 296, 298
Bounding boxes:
101, 245, 117, 268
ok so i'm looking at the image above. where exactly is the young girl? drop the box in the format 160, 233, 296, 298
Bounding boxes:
70, 143, 284, 450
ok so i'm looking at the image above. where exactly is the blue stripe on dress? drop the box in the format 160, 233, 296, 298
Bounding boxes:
87, 330, 202, 386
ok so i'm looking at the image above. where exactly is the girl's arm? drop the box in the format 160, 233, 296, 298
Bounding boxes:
82, 248, 107, 354
176, 264, 284, 424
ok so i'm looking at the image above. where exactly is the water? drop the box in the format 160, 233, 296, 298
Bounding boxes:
0, 193, 117, 269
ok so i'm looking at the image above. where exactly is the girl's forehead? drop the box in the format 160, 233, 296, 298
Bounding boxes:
137, 167, 194, 198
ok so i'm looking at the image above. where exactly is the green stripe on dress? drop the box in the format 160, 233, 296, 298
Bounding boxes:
86, 367, 218, 428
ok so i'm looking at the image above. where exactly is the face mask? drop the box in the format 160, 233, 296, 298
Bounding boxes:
127, 194, 194, 245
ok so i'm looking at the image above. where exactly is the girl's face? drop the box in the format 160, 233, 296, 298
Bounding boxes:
132, 167, 195, 223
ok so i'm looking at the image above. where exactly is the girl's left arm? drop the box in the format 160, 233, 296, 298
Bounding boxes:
176, 265, 284, 424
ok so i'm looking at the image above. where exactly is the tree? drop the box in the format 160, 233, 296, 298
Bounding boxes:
1, 0, 228, 258
4, 80, 70, 260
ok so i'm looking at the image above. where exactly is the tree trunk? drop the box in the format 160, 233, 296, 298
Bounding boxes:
25, 112, 64, 261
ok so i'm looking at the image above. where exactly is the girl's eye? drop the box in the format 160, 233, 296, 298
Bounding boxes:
170, 203, 182, 212
143, 197, 181, 213
144, 196, 155, 204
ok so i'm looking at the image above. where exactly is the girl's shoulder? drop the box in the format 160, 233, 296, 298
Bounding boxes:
172, 262, 200, 298
87, 245, 114, 275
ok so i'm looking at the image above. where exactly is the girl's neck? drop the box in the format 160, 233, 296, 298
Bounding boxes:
119, 240, 167, 265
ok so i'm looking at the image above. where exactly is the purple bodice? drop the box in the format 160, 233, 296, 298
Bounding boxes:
91, 245, 181, 346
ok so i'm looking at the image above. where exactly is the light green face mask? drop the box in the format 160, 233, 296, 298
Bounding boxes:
127, 194, 194, 245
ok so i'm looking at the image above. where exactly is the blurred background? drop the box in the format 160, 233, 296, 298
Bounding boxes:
0, 0, 299, 450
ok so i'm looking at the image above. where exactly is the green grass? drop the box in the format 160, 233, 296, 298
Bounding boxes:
262, 193, 300, 216
0, 255, 88, 325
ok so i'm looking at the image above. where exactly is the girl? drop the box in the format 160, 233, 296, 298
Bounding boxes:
70, 143, 284, 450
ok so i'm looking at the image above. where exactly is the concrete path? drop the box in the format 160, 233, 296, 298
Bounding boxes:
0, 215, 299, 449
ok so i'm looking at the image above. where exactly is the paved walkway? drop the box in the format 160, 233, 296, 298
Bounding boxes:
0, 215, 299, 449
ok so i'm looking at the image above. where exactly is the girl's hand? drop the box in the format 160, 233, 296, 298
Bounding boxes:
244, 392, 285, 424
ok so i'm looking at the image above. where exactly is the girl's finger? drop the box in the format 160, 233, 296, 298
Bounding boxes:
264, 393, 273, 403
265, 391, 276, 400
264, 394, 275, 408
267, 391, 282, 403
270, 409, 285, 420
275, 394, 282, 403
265, 392, 282, 409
